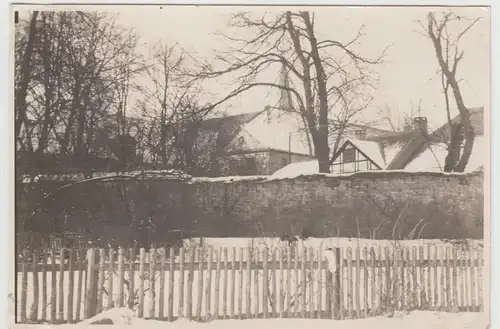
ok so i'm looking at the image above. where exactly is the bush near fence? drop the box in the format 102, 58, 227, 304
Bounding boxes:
16, 243, 484, 324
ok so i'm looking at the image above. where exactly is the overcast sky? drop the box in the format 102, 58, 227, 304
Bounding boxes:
17, 5, 490, 131
120, 5, 490, 131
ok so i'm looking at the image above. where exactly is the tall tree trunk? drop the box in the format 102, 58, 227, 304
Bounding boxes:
448, 77, 474, 172
15, 11, 39, 147
428, 13, 475, 173
302, 12, 330, 173
36, 23, 54, 156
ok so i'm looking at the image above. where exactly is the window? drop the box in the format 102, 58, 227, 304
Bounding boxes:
343, 148, 356, 163
237, 136, 245, 147
281, 158, 289, 167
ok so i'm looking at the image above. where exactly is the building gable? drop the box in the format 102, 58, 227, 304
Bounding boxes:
330, 140, 383, 174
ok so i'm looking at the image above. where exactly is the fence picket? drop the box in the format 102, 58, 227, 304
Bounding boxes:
20, 249, 28, 323
253, 248, 259, 319
75, 248, 84, 322
50, 247, 57, 322
465, 247, 471, 311
245, 247, 251, 318
159, 248, 166, 320
354, 247, 361, 318
214, 249, 221, 319
451, 247, 458, 310
477, 249, 483, 311
138, 248, 145, 318
363, 247, 368, 317
278, 248, 284, 318
178, 248, 185, 318
230, 247, 236, 318
67, 250, 74, 323
84, 248, 96, 319
262, 247, 268, 319
41, 251, 47, 322
384, 247, 391, 312
238, 248, 244, 319
470, 249, 476, 310
186, 248, 195, 319
107, 249, 115, 311
117, 248, 125, 308
29, 250, 39, 322
196, 247, 203, 321
96, 249, 105, 314
337, 247, 343, 320
418, 246, 425, 309
300, 246, 306, 318
307, 248, 314, 318
271, 248, 277, 318
399, 247, 405, 311
149, 247, 156, 318
370, 247, 377, 316
205, 248, 213, 319
223, 248, 229, 319
346, 248, 353, 319
432, 246, 438, 310
459, 246, 465, 309
445, 247, 452, 311
439, 246, 446, 310
317, 248, 322, 319
168, 248, 175, 321
128, 248, 136, 310
411, 247, 418, 310
286, 246, 292, 317
294, 245, 299, 317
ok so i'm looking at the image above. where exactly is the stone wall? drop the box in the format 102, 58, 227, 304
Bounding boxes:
23, 171, 484, 241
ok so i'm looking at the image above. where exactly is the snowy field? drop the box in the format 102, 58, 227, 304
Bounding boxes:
13, 307, 489, 329
16, 237, 485, 323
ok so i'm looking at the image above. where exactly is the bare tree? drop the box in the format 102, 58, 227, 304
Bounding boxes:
194, 11, 385, 173
425, 11, 481, 172
137, 43, 217, 175
15, 10, 39, 151
15, 11, 145, 175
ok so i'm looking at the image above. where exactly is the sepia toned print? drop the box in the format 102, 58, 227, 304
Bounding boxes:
11, 4, 490, 329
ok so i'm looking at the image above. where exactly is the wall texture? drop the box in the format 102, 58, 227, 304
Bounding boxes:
23, 170, 484, 244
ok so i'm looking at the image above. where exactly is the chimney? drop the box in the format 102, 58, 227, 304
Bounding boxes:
413, 117, 428, 133
355, 129, 366, 140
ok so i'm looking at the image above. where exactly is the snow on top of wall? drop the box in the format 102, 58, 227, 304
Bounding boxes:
21, 169, 191, 183
349, 139, 387, 168
405, 135, 486, 172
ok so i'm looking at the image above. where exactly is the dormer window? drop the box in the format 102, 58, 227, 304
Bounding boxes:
237, 136, 245, 147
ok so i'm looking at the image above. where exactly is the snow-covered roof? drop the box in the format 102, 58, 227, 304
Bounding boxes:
405, 135, 487, 172
238, 109, 311, 155
349, 139, 387, 169
272, 160, 320, 179
383, 142, 406, 166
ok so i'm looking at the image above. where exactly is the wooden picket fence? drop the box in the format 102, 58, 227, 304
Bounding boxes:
16, 244, 485, 324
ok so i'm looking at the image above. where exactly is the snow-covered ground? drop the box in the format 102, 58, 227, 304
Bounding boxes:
13, 307, 489, 329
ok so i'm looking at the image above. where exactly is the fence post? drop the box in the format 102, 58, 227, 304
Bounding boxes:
84, 248, 97, 319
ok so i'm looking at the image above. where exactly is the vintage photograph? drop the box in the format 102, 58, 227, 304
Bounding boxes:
12, 5, 490, 328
